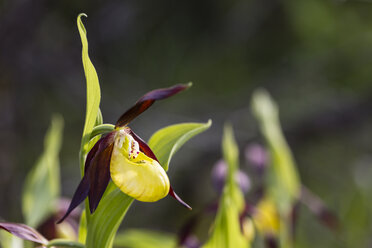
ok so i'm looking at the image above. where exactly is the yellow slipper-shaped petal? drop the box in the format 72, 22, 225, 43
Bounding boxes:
110, 129, 170, 202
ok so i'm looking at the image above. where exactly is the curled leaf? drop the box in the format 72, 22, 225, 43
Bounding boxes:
77, 13, 102, 174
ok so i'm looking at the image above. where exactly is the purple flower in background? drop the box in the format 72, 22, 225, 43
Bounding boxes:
211, 159, 250, 194
245, 143, 268, 172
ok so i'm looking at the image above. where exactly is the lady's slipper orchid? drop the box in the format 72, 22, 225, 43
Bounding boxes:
58, 84, 192, 223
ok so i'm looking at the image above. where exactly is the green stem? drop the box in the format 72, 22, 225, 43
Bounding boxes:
47, 239, 85, 248
90, 124, 115, 140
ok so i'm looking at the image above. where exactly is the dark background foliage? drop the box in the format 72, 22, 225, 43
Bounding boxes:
1, 0, 372, 246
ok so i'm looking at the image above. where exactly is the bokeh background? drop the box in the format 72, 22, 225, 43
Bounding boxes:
1, 0, 372, 247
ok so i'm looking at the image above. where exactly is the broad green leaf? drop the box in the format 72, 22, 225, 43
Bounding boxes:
203, 125, 249, 248
77, 13, 101, 175
251, 89, 300, 213
86, 121, 210, 248
85, 184, 134, 248
114, 229, 176, 248
22, 115, 64, 228
148, 120, 212, 171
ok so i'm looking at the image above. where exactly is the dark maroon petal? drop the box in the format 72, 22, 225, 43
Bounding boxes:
88, 133, 115, 213
0, 222, 48, 244
58, 132, 116, 223
265, 234, 279, 248
169, 186, 192, 210
57, 174, 90, 224
84, 135, 105, 174
318, 208, 339, 231
115, 84, 191, 127
290, 202, 300, 240
301, 186, 339, 231
129, 129, 159, 162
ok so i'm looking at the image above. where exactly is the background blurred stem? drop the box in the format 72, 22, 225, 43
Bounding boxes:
252, 89, 301, 248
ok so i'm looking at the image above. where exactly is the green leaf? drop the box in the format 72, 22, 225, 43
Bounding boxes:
203, 125, 249, 248
114, 229, 176, 248
78, 211, 87, 244
22, 115, 64, 228
148, 120, 212, 171
75, 13, 102, 235
77, 13, 101, 175
251, 89, 300, 213
85, 184, 134, 248
95, 108, 103, 126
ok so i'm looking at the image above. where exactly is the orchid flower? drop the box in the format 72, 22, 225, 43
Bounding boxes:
58, 83, 192, 223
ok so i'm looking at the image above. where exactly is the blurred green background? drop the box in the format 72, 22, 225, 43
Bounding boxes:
1, 0, 372, 247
